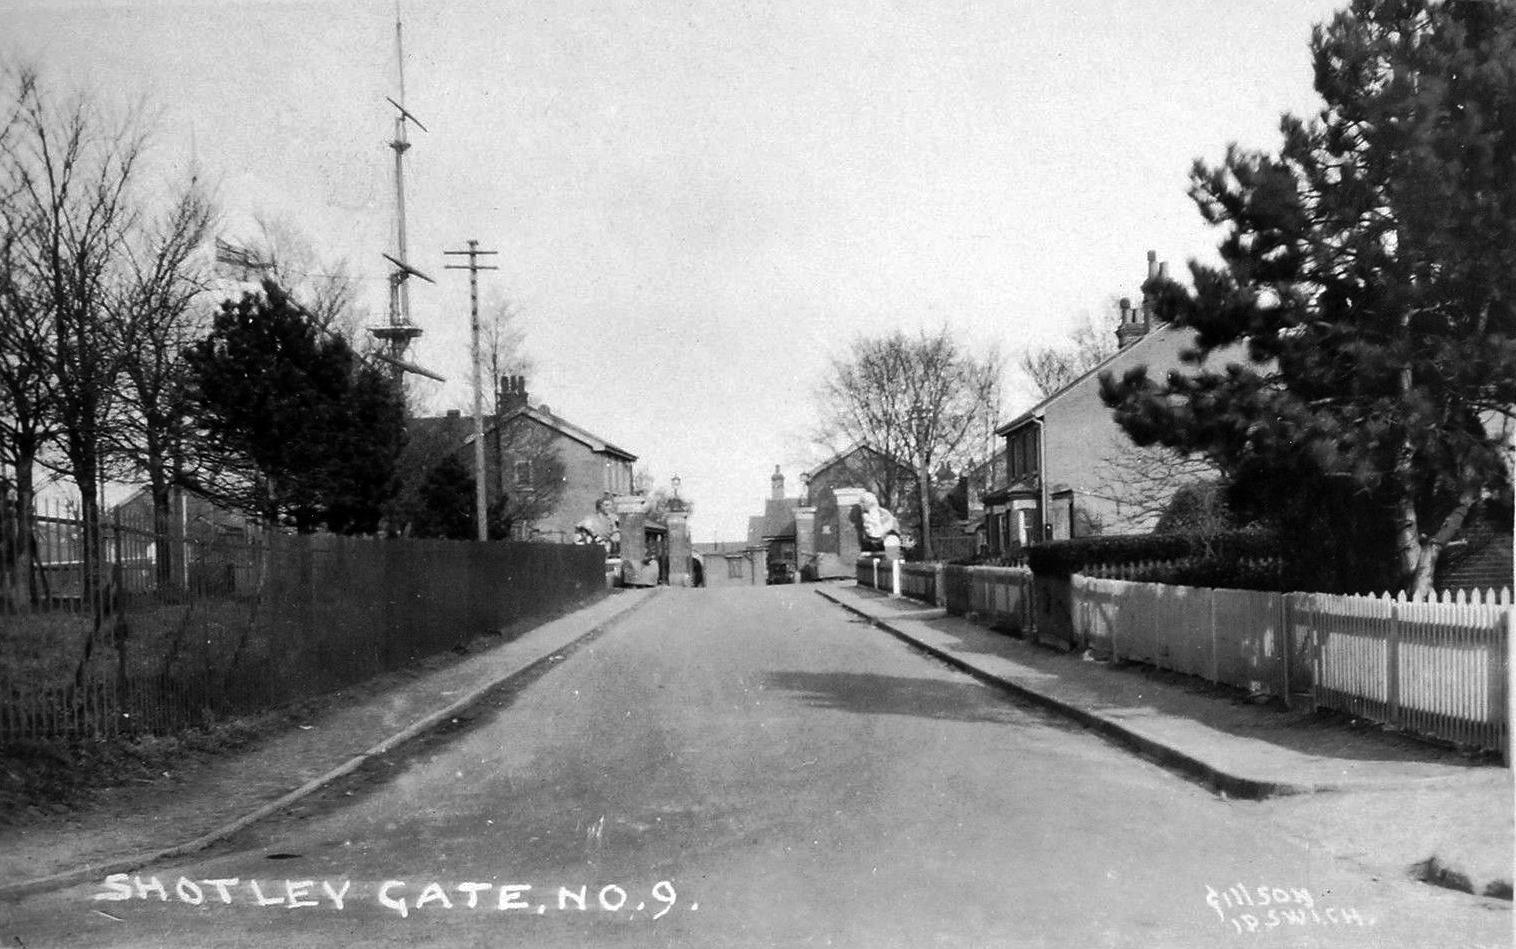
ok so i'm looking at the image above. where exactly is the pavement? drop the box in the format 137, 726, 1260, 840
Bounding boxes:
5, 584, 1508, 948
816, 581, 1515, 900
0, 587, 660, 900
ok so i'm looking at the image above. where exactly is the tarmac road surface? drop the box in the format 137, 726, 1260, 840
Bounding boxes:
3, 585, 1508, 948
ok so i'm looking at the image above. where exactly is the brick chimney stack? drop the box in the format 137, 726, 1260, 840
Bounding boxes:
1117, 250, 1170, 349
771, 465, 785, 500
498, 374, 529, 414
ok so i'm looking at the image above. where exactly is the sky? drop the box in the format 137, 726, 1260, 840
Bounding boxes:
4, 0, 1345, 541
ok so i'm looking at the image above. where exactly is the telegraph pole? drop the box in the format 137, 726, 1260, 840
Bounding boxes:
444, 241, 499, 541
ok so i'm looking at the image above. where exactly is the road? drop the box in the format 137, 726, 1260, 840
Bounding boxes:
3, 585, 1508, 947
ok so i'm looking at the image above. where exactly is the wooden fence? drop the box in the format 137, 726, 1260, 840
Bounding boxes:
1072, 577, 1511, 753
856, 555, 1511, 755
1074, 575, 1306, 697
1302, 588, 1511, 752
857, 558, 1036, 636
2, 529, 607, 745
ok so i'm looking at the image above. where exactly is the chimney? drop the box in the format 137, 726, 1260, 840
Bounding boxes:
771, 465, 785, 500
498, 374, 529, 414
1119, 250, 1167, 349
445, 408, 461, 419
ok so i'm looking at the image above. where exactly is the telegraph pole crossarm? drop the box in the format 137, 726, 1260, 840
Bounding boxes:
444, 241, 501, 542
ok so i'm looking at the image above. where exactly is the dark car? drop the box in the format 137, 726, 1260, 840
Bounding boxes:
766, 560, 796, 585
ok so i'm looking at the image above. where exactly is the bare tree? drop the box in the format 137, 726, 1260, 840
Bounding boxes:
241, 214, 364, 343
1019, 305, 1120, 398
817, 327, 1002, 560
1087, 444, 1226, 538
115, 179, 216, 585
1, 72, 148, 602
482, 292, 531, 414
0, 68, 56, 606
493, 423, 566, 538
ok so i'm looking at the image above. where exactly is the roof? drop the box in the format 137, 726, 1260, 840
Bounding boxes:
1435, 503, 1514, 593
996, 323, 1177, 436
982, 473, 1039, 505
693, 541, 752, 555
746, 516, 765, 547
759, 497, 799, 540
805, 442, 910, 481
406, 413, 475, 448
414, 405, 637, 462
490, 405, 638, 461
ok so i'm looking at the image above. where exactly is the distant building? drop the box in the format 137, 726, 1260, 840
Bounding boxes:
403, 375, 637, 542
743, 445, 915, 580
693, 541, 765, 588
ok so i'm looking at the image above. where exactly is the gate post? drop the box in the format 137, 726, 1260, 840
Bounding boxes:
665, 508, 691, 586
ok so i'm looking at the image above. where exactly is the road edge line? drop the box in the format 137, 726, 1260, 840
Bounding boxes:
814, 586, 1303, 802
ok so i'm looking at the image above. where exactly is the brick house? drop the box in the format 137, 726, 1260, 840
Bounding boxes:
403, 375, 637, 542
985, 252, 1238, 554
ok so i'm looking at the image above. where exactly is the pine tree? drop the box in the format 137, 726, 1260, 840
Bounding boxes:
1100, 0, 1516, 594
184, 282, 405, 533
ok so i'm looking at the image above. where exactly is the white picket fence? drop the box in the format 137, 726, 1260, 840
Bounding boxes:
1074, 576, 1513, 753
856, 555, 1512, 756
1302, 588, 1512, 751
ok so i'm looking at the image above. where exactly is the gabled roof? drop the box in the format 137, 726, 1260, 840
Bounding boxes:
806, 442, 910, 481
472, 405, 637, 461
996, 323, 1178, 436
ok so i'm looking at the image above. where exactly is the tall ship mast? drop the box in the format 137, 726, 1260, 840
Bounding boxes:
370, 5, 439, 386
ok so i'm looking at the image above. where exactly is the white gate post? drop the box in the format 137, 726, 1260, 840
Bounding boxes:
891, 558, 902, 598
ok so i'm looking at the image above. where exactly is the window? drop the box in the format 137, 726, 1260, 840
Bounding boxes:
514, 460, 532, 487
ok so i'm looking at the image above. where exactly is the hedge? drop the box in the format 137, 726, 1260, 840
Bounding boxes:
1023, 530, 1282, 579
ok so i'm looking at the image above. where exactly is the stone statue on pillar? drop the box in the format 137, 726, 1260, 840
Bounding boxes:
858, 491, 902, 560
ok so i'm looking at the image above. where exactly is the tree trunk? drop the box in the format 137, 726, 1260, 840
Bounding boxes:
3, 450, 39, 607
1408, 490, 1479, 598
916, 460, 934, 561
148, 448, 176, 591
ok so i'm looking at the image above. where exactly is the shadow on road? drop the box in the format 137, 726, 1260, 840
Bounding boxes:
763, 670, 1080, 729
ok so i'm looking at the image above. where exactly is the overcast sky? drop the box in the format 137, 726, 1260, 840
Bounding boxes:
6, 0, 1343, 541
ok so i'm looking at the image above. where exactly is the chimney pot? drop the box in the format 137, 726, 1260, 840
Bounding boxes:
499, 374, 529, 412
